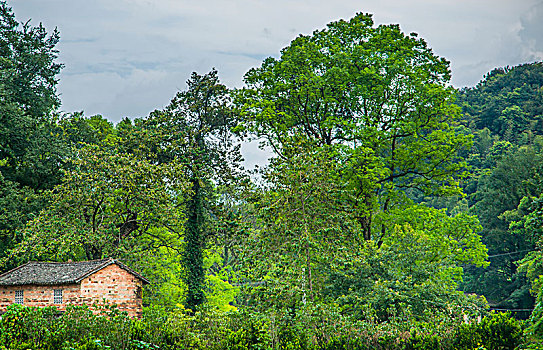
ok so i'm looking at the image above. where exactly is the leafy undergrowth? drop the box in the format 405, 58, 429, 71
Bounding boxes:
0, 303, 530, 350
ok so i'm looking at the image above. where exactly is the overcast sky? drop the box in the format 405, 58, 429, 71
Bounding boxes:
8, 0, 543, 166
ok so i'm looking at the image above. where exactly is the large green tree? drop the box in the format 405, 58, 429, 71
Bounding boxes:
0, 1, 64, 188
145, 69, 243, 311
0, 2, 68, 267
240, 145, 486, 319
8, 144, 187, 264
237, 13, 470, 242
236, 13, 484, 316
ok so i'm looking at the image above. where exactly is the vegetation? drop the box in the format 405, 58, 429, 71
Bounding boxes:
458, 63, 543, 316
0, 303, 526, 350
1, 0, 543, 348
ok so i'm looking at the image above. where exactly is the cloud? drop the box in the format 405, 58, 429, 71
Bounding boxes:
10, 0, 543, 120
8, 0, 543, 169
432, 0, 542, 87
519, 1, 543, 61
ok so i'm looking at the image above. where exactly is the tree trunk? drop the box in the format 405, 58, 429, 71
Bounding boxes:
85, 244, 102, 261
361, 215, 372, 241
184, 175, 206, 311
184, 133, 206, 311
306, 246, 314, 301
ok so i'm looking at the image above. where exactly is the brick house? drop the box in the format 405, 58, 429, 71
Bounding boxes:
0, 258, 149, 318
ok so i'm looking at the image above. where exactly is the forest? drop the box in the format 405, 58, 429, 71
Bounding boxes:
1, 1, 543, 349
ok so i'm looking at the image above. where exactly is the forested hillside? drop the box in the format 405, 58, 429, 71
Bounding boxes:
0, 1, 542, 348
457, 62, 543, 315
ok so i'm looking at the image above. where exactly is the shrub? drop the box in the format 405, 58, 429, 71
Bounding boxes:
400, 331, 440, 350
0, 304, 61, 349
453, 312, 524, 350
0, 304, 529, 350
322, 335, 370, 350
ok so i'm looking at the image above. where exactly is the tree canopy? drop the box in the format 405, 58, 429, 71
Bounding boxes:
237, 13, 471, 242
3, 3, 543, 346
235, 13, 486, 319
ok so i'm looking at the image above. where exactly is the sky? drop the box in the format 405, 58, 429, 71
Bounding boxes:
8, 0, 543, 167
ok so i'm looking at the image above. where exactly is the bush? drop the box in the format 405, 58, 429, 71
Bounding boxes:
401, 331, 440, 350
0, 304, 61, 349
0, 304, 529, 350
453, 312, 524, 350
0, 304, 136, 350
322, 335, 370, 350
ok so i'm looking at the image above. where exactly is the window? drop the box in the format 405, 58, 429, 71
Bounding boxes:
14, 290, 23, 304
53, 289, 63, 304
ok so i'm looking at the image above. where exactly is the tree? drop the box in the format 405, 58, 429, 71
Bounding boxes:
458, 62, 543, 144
0, 2, 68, 267
145, 69, 243, 311
237, 13, 470, 242
235, 13, 485, 315
461, 144, 543, 310
0, 1, 64, 188
7, 145, 187, 264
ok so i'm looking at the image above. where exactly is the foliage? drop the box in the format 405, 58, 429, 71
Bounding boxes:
0, 0, 64, 188
237, 13, 471, 235
0, 303, 528, 350
458, 63, 543, 144
144, 68, 244, 311
453, 312, 524, 350
6, 144, 187, 264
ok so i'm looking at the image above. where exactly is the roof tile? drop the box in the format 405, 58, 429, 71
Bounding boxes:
0, 258, 149, 286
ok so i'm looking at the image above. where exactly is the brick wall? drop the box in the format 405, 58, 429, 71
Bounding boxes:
80, 264, 144, 318
0, 283, 80, 311
0, 264, 144, 318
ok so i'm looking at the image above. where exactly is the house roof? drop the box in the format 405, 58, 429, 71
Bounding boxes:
0, 258, 150, 286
